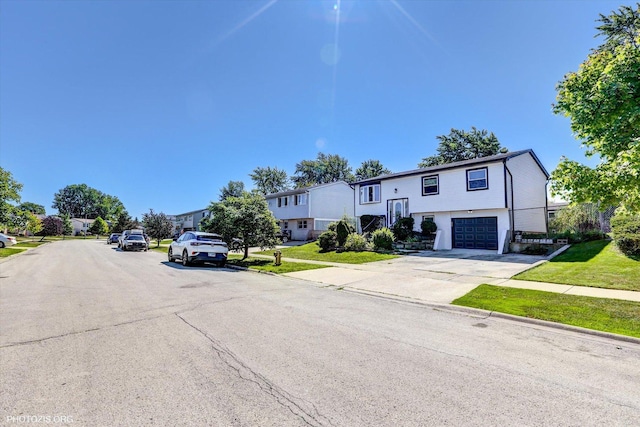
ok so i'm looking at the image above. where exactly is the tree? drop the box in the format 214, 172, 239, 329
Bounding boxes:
52, 184, 124, 220
552, 4, 640, 211
418, 127, 507, 168
60, 213, 73, 237
38, 216, 63, 241
112, 210, 133, 233
89, 217, 109, 237
201, 192, 279, 259
142, 209, 174, 247
250, 166, 290, 195
0, 167, 23, 228
291, 152, 355, 188
219, 181, 245, 201
25, 212, 43, 236
355, 160, 392, 181
17, 202, 45, 215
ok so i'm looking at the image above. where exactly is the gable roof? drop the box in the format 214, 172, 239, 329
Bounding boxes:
354, 149, 549, 185
265, 181, 351, 198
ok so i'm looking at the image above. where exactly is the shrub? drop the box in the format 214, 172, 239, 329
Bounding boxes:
420, 219, 437, 235
392, 217, 414, 241
317, 230, 338, 252
344, 233, 368, 252
328, 216, 356, 247
360, 215, 383, 233
611, 212, 640, 256
372, 227, 394, 251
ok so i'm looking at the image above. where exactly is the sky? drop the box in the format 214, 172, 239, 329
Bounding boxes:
0, 0, 625, 219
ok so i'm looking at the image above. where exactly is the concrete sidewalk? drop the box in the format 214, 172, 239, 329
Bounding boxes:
248, 248, 640, 304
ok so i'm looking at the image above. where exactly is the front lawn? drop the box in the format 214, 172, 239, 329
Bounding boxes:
514, 240, 639, 291
227, 255, 330, 274
256, 242, 398, 264
453, 284, 640, 338
0, 247, 26, 257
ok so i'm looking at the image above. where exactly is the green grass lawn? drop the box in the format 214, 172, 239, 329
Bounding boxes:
14, 241, 48, 248
256, 242, 398, 264
227, 254, 330, 274
514, 240, 639, 291
453, 284, 640, 338
0, 247, 27, 257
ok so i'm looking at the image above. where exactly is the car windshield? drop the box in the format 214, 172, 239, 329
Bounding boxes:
128, 235, 144, 241
197, 235, 221, 241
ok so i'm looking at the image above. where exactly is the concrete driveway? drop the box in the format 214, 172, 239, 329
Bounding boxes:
283, 249, 547, 304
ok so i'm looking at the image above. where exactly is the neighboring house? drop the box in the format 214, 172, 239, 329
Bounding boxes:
71, 218, 95, 236
547, 201, 569, 221
353, 149, 549, 253
266, 181, 355, 241
171, 208, 211, 233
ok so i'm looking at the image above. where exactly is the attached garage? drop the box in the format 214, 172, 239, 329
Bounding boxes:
452, 217, 498, 250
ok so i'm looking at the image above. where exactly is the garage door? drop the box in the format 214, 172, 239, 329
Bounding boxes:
452, 217, 498, 250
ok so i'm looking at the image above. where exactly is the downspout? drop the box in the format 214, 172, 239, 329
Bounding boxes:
504, 160, 515, 242
544, 180, 549, 236
349, 183, 358, 233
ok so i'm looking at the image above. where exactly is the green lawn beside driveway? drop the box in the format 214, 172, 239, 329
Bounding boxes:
453, 284, 640, 338
514, 240, 639, 291
227, 254, 330, 274
256, 242, 398, 264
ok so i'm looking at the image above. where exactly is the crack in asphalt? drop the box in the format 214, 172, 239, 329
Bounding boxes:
175, 313, 335, 427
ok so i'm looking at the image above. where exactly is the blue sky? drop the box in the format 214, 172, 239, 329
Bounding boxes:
0, 0, 623, 219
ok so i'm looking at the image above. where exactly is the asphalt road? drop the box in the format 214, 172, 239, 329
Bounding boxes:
1, 240, 639, 426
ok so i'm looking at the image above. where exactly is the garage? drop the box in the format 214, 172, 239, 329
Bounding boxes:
452, 217, 498, 250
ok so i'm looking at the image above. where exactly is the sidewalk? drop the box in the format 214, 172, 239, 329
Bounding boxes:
247, 248, 640, 304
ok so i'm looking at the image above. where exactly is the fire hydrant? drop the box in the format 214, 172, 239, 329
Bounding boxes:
274, 249, 282, 266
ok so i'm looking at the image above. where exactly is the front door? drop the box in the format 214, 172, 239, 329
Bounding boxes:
387, 198, 408, 226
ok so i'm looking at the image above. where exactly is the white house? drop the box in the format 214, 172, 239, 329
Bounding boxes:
353, 150, 549, 253
171, 208, 211, 233
71, 218, 95, 236
265, 181, 355, 241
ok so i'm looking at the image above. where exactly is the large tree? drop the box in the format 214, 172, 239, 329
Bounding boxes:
89, 217, 109, 237
38, 216, 63, 241
111, 210, 133, 233
552, 4, 640, 211
250, 166, 290, 195
201, 192, 279, 259
142, 209, 174, 247
52, 184, 124, 220
0, 167, 23, 228
17, 202, 45, 215
219, 180, 245, 201
418, 127, 507, 168
355, 160, 392, 181
292, 152, 354, 188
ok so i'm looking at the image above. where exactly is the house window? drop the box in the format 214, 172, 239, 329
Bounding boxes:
278, 196, 289, 207
360, 184, 381, 204
298, 220, 307, 229
467, 168, 488, 191
295, 194, 307, 206
422, 215, 435, 223
282, 221, 289, 230
422, 175, 439, 195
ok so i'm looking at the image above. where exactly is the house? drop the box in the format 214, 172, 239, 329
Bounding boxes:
353, 149, 549, 253
265, 181, 355, 241
71, 218, 95, 236
171, 208, 211, 233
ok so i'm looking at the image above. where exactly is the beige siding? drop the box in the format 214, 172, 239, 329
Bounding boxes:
506, 153, 548, 232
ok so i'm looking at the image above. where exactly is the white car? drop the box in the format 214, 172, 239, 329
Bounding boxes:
0, 233, 17, 248
121, 234, 148, 252
168, 231, 228, 267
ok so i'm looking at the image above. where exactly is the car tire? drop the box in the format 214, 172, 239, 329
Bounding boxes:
168, 248, 174, 262
282, 236, 288, 243
182, 250, 190, 266
217, 261, 226, 268
0, 242, 5, 248
122, 245, 127, 251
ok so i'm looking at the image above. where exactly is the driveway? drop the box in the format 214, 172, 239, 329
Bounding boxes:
282, 249, 547, 304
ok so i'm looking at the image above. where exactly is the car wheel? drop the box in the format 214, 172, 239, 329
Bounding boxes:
168, 248, 174, 262
282, 236, 288, 243
182, 250, 190, 266
217, 261, 226, 268
122, 245, 127, 251
0, 242, 5, 248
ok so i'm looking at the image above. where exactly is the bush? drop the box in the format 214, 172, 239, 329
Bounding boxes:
360, 215, 383, 233
328, 216, 356, 247
420, 219, 437, 235
344, 233, 368, 252
611, 212, 640, 256
372, 228, 394, 251
392, 217, 414, 241
317, 230, 338, 252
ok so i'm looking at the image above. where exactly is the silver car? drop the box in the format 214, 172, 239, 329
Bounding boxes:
121, 234, 148, 252
168, 231, 228, 267
0, 233, 17, 248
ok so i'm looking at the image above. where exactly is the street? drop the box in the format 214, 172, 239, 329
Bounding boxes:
1, 240, 639, 426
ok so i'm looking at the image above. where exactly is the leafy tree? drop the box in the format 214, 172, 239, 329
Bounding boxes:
201, 192, 279, 259
52, 184, 124, 220
60, 213, 73, 237
142, 209, 174, 247
38, 216, 63, 241
26, 212, 43, 236
89, 217, 109, 237
355, 160, 391, 181
292, 152, 355, 188
7, 209, 30, 233
112, 210, 133, 233
552, 4, 640, 211
17, 202, 45, 215
219, 180, 245, 201
418, 127, 507, 168
0, 167, 23, 228
250, 166, 290, 195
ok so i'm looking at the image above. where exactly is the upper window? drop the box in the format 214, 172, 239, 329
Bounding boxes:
295, 194, 307, 206
422, 175, 439, 196
467, 168, 488, 191
277, 196, 289, 207
360, 184, 381, 204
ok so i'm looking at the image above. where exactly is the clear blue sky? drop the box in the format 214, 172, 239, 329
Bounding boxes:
0, 0, 623, 219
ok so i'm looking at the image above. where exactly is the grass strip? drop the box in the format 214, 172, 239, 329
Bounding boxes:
256, 242, 398, 264
0, 247, 27, 257
452, 284, 640, 338
227, 255, 330, 274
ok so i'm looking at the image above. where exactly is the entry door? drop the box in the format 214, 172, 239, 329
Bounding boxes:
452, 217, 498, 249
387, 199, 408, 226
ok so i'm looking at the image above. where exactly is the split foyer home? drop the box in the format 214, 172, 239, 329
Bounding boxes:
170, 208, 211, 233
265, 181, 355, 241
353, 149, 549, 253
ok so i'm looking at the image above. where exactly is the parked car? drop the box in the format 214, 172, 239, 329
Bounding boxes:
121, 234, 148, 252
0, 233, 17, 248
107, 233, 121, 244
168, 231, 228, 267
118, 229, 144, 248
